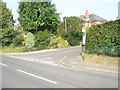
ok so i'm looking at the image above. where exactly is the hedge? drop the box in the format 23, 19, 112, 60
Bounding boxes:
86, 19, 120, 56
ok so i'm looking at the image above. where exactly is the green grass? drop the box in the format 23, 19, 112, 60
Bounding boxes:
78, 54, 120, 67
0, 46, 41, 53
0, 46, 25, 53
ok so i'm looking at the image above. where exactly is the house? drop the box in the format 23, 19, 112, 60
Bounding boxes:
80, 10, 107, 27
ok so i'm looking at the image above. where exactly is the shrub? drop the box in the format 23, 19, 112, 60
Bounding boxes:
35, 30, 50, 49
0, 29, 18, 47
49, 36, 69, 48
60, 30, 82, 46
86, 20, 120, 56
13, 34, 24, 47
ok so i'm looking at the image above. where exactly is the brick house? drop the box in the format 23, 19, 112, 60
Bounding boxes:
80, 10, 107, 27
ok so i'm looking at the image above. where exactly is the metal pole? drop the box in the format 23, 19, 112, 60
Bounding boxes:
82, 27, 86, 55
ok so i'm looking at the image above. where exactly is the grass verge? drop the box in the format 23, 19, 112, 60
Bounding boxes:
0, 46, 40, 53
78, 54, 119, 67
0, 47, 25, 53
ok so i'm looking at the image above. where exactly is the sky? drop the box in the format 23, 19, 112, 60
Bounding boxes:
3, 0, 120, 23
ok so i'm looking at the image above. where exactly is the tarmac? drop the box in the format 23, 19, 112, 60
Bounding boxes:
1, 46, 119, 74
60, 54, 119, 74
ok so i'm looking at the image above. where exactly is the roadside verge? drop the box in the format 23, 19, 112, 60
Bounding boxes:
60, 55, 118, 74
1, 46, 81, 55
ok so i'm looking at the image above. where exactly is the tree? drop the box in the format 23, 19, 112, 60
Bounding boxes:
63, 16, 83, 32
13, 34, 24, 47
0, 1, 14, 29
59, 16, 83, 46
61, 30, 82, 46
35, 30, 50, 49
18, 1, 60, 34
0, 29, 18, 47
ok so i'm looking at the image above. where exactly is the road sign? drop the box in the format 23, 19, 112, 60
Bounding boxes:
82, 27, 86, 45
82, 27, 86, 33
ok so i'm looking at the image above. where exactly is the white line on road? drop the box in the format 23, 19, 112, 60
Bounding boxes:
9, 56, 58, 66
17, 69, 58, 84
0, 63, 7, 67
60, 56, 68, 61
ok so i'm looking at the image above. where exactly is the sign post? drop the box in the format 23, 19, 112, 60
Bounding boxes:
82, 27, 86, 54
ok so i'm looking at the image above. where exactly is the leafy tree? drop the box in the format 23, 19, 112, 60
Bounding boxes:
61, 30, 82, 46
0, 1, 14, 29
18, 1, 60, 34
0, 29, 18, 47
13, 34, 24, 47
61, 16, 83, 32
35, 30, 50, 49
59, 16, 83, 46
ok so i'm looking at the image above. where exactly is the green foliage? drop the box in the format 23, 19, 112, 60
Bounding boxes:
13, 34, 24, 47
49, 36, 69, 48
25, 32, 35, 48
35, 30, 50, 49
59, 16, 83, 32
0, 1, 14, 29
18, 2, 60, 34
0, 29, 18, 47
58, 16, 83, 46
60, 30, 82, 46
86, 20, 120, 56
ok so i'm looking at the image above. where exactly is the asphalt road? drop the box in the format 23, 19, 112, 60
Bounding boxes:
1, 46, 118, 88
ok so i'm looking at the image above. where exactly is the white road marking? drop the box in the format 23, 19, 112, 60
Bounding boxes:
9, 56, 58, 66
17, 69, 58, 84
52, 64, 58, 66
61, 56, 68, 61
0, 63, 7, 67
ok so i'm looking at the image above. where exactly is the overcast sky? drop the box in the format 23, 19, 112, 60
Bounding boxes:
3, 0, 120, 22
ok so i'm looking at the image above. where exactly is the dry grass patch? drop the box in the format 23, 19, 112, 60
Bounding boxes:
0, 47, 24, 53
79, 54, 119, 67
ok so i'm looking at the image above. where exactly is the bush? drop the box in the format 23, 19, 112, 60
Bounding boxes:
49, 36, 69, 48
0, 29, 18, 47
13, 34, 24, 47
25, 32, 35, 48
60, 30, 82, 46
86, 20, 120, 56
35, 30, 50, 49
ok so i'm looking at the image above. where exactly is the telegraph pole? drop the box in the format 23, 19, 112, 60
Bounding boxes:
64, 17, 67, 32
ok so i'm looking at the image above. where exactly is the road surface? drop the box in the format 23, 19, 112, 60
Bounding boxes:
1, 46, 118, 88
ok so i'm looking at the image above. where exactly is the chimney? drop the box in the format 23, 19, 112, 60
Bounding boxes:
85, 10, 89, 20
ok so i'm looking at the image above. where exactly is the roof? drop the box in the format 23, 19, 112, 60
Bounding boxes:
80, 14, 107, 22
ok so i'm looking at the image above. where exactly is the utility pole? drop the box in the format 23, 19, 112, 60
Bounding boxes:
64, 17, 67, 32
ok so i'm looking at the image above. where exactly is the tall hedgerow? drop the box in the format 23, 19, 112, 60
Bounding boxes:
86, 20, 120, 56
